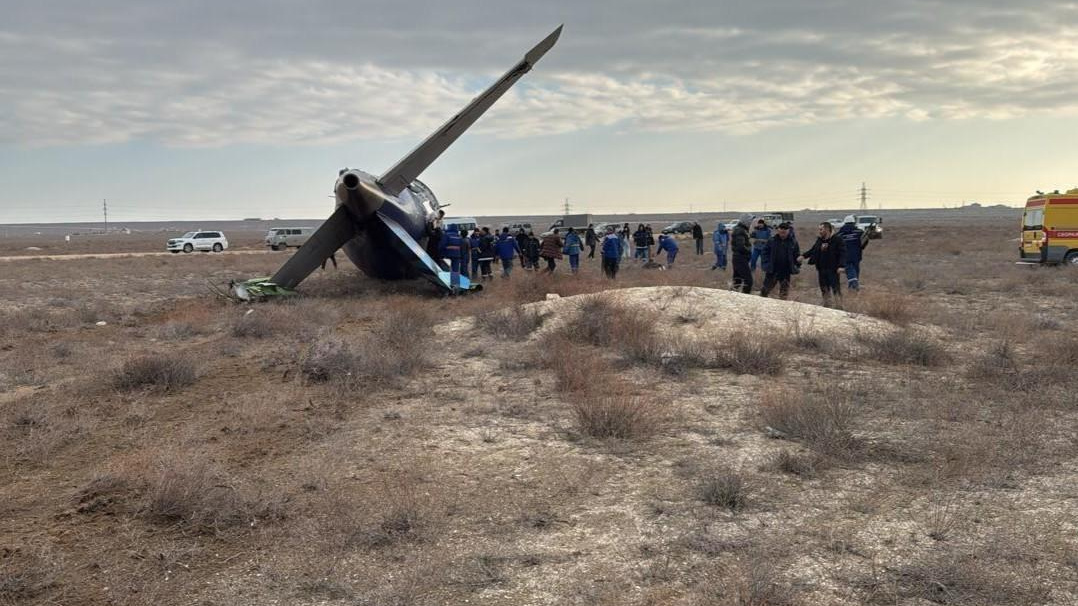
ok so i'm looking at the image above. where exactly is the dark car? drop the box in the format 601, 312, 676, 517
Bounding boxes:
661, 221, 695, 234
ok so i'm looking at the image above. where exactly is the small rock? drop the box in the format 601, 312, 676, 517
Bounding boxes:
95, 321, 107, 326
546, 293, 560, 300
765, 426, 788, 439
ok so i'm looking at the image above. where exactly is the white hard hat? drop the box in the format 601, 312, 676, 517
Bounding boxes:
843, 215, 856, 224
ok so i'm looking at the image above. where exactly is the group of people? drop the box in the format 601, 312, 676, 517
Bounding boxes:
715, 214, 868, 308
431, 214, 868, 307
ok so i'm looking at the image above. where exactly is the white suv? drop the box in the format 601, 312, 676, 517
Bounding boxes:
167, 231, 229, 253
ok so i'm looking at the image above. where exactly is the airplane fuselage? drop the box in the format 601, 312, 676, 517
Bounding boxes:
334, 168, 440, 280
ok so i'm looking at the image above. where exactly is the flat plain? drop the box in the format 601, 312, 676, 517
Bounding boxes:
2, 212, 1076, 605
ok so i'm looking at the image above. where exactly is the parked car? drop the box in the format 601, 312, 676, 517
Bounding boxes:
856, 215, 883, 239
265, 227, 314, 250
661, 221, 695, 234
167, 231, 228, 253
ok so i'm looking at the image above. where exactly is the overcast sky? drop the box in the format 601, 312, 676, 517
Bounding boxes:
3, 0, 1077, 222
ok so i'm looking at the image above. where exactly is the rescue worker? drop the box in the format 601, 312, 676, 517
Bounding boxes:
731, 214, 754, 293
656, 233, 679, 267
438, 223, 465, 290
749, 218, 771, 272
799, 222, 846, 308
601, 225, 623, 278
563, 227, 583, 273
633, 224, 649, 261
495, 227, 521, 278
837, 215, 868, 290
691, 222, 705, 255
584, 224, 598, 259
759, 222, 800, 300
539, 228, 563, 273
477, 227, 496, 281
711, 222, 729, 270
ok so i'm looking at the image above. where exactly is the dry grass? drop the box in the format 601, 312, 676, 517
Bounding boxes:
759, 388, 861, 459
569, 395, 665, 440
474, 305, 547, 338
859, 327, 949, 366
112, 354, 197, 391
698, 470, 748, 511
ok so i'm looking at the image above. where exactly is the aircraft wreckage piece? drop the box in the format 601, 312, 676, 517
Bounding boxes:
213, 277, 297, 302
231, 25, 563, 299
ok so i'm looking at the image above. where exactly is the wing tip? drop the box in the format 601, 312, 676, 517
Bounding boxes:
525, 24, 563, 64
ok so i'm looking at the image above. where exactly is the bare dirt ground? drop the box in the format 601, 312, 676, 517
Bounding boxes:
2, 218, 1077, 605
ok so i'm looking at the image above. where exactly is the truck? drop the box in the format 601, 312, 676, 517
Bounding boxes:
1020, 190, 1078, 265
543, 214, 594, 236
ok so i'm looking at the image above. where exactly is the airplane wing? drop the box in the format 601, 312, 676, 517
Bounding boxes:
377, 25, 563, 196
270, 205, 357, 288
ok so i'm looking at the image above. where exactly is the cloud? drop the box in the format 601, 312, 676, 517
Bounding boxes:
3, 0, 1078, 147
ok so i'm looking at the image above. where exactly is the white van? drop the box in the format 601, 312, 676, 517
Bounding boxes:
443, 217, 478, 234
266, 227, 314, 250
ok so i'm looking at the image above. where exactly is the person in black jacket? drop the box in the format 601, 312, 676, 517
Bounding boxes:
730, 214, 754, 293
759, 222, 800, 299
799, 222, 846, 308
691, 222, 704, 255
585, 224, 598, 259
515, 228, 530, 268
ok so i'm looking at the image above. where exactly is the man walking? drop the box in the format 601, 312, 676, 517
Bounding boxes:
438, 223, 465, 291
731, 214, 754, 293
584, 224, 598, 259
495, 227, 521, 278
477, 227, 496, 281
469, 229, 482, 278
515, 228, 529, 268
601, 225, 622, 278
759, 222, 800, 300
691, 222, 704, 255
799, 222, 846, 308
539, 228, 563, 273
837, 215, 867, 290
712, 222, 729, 270
633, 224, 649, 261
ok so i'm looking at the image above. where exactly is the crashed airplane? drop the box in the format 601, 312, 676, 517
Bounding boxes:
231, 26, 562, 299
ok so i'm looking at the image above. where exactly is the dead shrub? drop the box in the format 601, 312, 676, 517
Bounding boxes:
860, 328, 949, 367
562, 297, 657, 349
570, 395, 664, 440
475, 306, 546, 339
863, 546, 1050, 605
698, 471, 748, 511
765, 450, 820, 478
849, 291, 916, 325
112, 354, 197, 391
231, 312, 276, 338
73, 472, 134, 515
301, 339, 354, 383
143, 457, 286, 534
759, 389, 861, 459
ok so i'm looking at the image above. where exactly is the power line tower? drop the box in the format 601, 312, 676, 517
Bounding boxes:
562, 197, 571, 216
103, 198, 108, 234
859, 183, 868, 212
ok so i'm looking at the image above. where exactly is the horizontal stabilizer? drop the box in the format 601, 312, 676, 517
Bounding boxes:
270, 205, 357, 289
377, 211, 474, 293
377, 25, 563, 196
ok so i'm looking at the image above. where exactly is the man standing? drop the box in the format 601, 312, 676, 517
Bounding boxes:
837, 215, 867, 290
426, 209, 447, 270
601, 225, 622, 279
633, 224, 649, 261
477, 227, 496, 281
564, 227, 583, 273
495, 227, 521, 278
799, 222, 846, 308
584, 224, 598, 259
539, 228, 564, 273
759, 222, 800, 300
515, 228, 529, 268
438, 223, 465, 291
522, 230, 541, 270
749, 218, 772, 272
731, 214, 754, 293
469, 229, 482, 278
712, 222, 729, 270
691, 222, 704, 255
